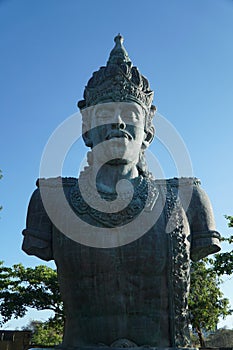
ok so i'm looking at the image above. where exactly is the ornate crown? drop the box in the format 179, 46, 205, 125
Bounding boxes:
78, 34, 155, 114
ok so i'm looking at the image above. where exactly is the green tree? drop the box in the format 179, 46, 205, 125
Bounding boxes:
24, 318, 63, 346
213, 216, 233, 276
0, 262, 64, 325
225, 215, 233, 228
206, 328, 233, 347
188, 258, 232, 347
0, 262, 11, 295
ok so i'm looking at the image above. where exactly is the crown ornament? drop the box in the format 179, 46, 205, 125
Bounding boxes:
78, 34, 155, 114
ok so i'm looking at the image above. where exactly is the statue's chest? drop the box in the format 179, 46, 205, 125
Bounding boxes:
53, 212, 168, 280
53, 180, 191, 281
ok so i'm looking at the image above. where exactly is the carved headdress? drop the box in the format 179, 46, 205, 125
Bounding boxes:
78, 34, 155, 116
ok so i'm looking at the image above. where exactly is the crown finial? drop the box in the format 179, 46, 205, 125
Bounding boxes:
107, 33, 131, 65
114, 33, 123, 45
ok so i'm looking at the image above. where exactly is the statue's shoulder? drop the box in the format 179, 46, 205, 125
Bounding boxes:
27, 177, 77, 213
29, 177, 78, 209
36, 176, 78, 188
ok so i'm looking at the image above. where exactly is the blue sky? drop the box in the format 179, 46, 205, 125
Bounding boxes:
0, 0, 233, 329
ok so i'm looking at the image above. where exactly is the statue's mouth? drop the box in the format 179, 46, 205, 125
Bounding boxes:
106, 131, 132, 140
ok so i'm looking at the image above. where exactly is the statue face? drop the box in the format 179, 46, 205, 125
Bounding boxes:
83, 102, 147, 165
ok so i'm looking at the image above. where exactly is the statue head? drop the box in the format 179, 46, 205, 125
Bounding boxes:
78, 34, 156, 176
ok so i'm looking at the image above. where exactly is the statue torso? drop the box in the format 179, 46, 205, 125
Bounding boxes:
51, 176, 191, 347
22, 175, 221, 348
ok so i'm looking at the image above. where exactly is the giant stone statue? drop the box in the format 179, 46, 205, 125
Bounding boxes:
22, 35, 221, 349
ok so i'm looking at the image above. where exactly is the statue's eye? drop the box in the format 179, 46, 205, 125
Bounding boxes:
122, 112, 133, 119
123, 112, 140, 123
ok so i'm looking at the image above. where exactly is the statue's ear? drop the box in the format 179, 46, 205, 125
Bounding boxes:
142, 125, 155, 149
81, 109, 93, 148
82, 130, 93, 148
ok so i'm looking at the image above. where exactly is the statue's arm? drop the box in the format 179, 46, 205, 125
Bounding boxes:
22, 188, 53, 261
186, 183, 221, 261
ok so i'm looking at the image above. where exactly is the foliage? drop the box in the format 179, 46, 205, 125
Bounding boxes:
189, 331, 199, 347
192, 327, 233, 348
189, 258, 232, 347
189, 214, 233, 346
206, 328, 233, 347
0, 262, 64, 325
24, 318, 63, 346
225, 215, 233, 228
213, 216, 233, 276
0, 262, 11, 294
